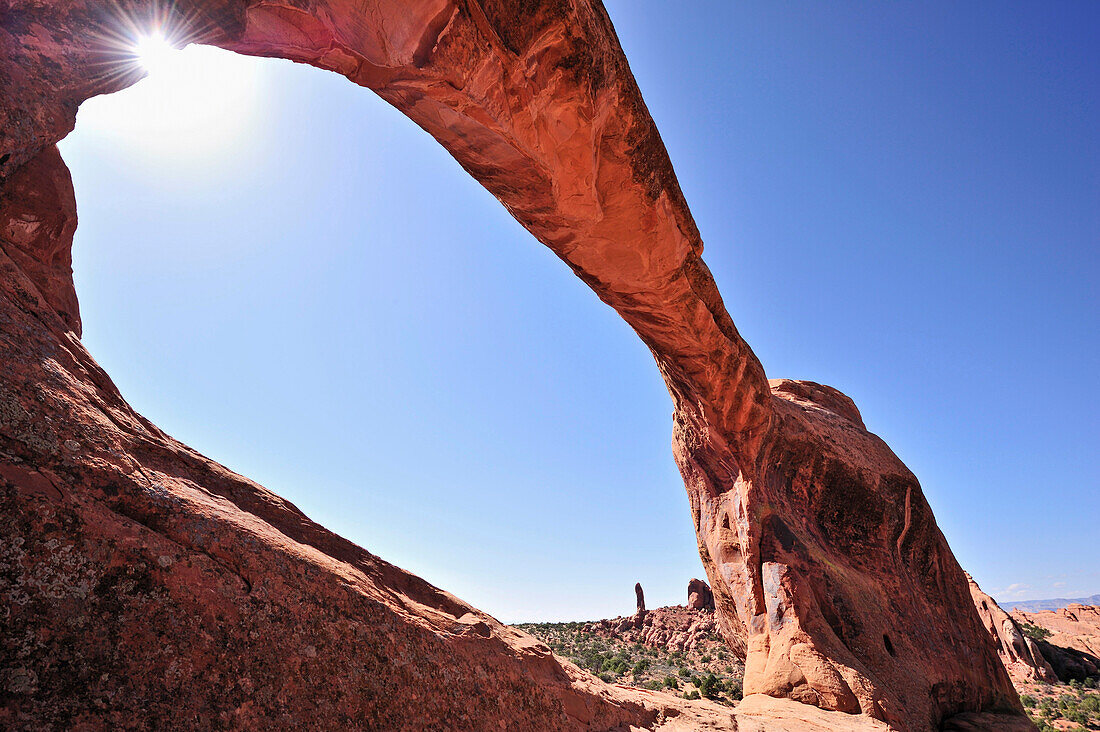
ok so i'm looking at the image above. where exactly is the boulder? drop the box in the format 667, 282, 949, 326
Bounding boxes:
687, 578, 715, 611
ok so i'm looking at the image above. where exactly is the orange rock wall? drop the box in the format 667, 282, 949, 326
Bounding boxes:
967, 574, 1057, 684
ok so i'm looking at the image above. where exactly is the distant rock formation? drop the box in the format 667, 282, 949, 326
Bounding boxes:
632, 582, 647, 629
687, 578, 715, 611
1004, 595, 1100, 613
588, 604, 727, 656
1011, 604, 1100, 681
966, 574, 1057, 684
1032, 638, 1100, 683
0, 0, 1029, 728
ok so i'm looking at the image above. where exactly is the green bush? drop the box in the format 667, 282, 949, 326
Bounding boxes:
600, 656, 628, 675
684, 690, 701, 700
1020, 621, 1052, 641
1064, 709, 1087, 724
699, 673, 719, 699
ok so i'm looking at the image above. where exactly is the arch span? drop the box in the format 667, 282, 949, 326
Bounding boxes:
0, 1, 1026, 729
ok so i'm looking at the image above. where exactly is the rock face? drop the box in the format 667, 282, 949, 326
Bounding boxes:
966, 575, 1057, 684
1011, 605, 1100, 681
637, 582, 647, 614
588, 605, 729, 657
0, 0, 1028, 729
688, 578, 715, 612
689, 379, 1023, 727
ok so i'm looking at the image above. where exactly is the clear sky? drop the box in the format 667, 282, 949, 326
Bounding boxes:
58, 1, 1097, 622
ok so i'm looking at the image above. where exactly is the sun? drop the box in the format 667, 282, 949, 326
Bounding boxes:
133, 31, 178, 75
67, 29, 266, 169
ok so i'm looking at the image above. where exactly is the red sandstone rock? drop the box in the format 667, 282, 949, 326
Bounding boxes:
686, 379, 1023, 727
688, 578, 715, 612
634, 582, 648, 629
0, 0, 1030, 729
0, 145, 80, 334
588, 605, 725, 656
966, 574, 1057, 684
1010, 604, 1100, 681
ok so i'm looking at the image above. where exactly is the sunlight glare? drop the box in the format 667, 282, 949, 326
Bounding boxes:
67, 35, 267, 170
134, 31, 177, 75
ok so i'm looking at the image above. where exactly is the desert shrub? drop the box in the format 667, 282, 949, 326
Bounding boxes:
1020, 694, 1037, 708
601, 655, 629, 675
700, 655, 711, 663
678, 667, 691, 678
699, 673, 719, 699
684, 689, 700, 700
663, 675, 679, 690
1064, 709, 1087, 725
1020, 621, 1052, 641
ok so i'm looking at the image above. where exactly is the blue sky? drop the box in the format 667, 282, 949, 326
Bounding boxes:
58, 1, 1097, 622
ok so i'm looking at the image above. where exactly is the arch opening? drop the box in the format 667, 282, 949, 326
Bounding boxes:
60, 40, 699, 623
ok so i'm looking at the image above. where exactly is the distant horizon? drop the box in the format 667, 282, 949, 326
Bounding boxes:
999, 593, 1100, 613
58, 1, 1098, 623
507, 584, 1100, 625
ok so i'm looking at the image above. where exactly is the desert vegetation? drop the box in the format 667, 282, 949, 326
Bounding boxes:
514, 620, 744, 705
1020, 677, 1100, 731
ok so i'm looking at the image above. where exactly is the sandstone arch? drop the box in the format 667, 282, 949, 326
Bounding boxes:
1, 1, 1030, 729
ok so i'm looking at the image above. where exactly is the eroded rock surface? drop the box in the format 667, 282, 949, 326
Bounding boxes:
688, 578, 715, 612
1, 0, 1027, 729
587, 605, 726, 657
967, 574, 1057, 684
1011, 605, 1100, 681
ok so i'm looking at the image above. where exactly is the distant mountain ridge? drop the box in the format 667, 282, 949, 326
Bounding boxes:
1001, 594, 1100, 612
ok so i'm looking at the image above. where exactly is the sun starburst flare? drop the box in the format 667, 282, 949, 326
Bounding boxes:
133, 31, 179, 74
69, 2, 265, 166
